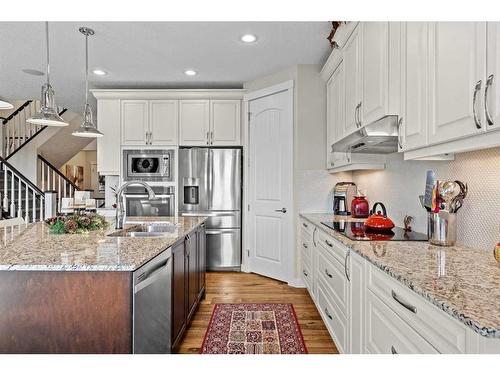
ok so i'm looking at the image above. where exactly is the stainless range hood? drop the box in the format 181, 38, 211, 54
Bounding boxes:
332, 115, 399, 154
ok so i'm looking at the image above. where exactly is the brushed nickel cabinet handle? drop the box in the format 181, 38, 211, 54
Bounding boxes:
324, 307, 333, 320
325, 269, 333, 278
303, 270, 308, 277
473, 80, 482, 129
210, 131, 214, 145
485, 74, 494, 126
397, 117, 403, 150
325, 239, 333, 247
391, 345, 397, 354
302, 222, 308, 229
355, 103, 360, 128
344, 250, 350, 281
206, 131, 210, 145
312, 227, 317, 247
303, 243, 308, 249
391, 290, 417, 314
358, 102, 362, 127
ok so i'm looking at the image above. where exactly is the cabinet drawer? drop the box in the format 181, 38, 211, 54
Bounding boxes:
301, 254, 313, 292
317, 278, 348, 353
317, 245, 348, 315
368, 266, 467, 353
317, 229, 347, 265
300, 218, 313, 237
366, 290, 438, 354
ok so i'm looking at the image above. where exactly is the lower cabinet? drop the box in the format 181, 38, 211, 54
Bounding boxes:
299, 216, 500, 354
171, 224, 207, 351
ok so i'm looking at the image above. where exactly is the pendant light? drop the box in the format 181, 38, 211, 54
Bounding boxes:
27, 22, 68, 127
0, 99, 14, 110
72, 27, 103, 138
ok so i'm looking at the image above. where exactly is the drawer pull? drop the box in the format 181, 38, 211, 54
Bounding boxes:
324, 269, 333, 278
302, 222, 308, 228
303, 243, 308, 249
325, 239, 333, 247
324, 307, 333, 320
391, 290, 417, 314
303, 270, 308, 277
391, 345, 397, 354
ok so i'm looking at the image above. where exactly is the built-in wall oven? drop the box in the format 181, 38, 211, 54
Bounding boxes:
124, 186, 175, 222
123, 149, 174, 182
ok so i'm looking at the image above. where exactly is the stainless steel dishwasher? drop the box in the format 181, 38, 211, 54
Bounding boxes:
133, 247, 172, 354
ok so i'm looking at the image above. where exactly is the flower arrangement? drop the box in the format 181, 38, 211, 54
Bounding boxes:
45, 213, 109, 234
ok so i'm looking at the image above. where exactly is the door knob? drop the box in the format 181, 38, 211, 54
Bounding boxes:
275, 208, 287, 213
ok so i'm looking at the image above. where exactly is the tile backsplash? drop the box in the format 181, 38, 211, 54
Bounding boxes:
352, 147, 500, 251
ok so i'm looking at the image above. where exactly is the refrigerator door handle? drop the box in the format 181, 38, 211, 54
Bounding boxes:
208, 148, 214, 210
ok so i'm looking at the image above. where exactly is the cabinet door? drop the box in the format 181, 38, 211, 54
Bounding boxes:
210, 100, 241, 145
97, 99, 121, 175
361, 22, 389, 125
400, 22, 429, 151
486, 22, 500, 131
343, 25, 362, 137
121, 100, 149, 145
149, 100, 178, 145
197, 224, 206, 298
326, 61, 345, 168
428, 22, 486, 144
349, 252, 365, 353
186, 233, 198, 320
171, 241, 186, 349
179, 100, 210, 146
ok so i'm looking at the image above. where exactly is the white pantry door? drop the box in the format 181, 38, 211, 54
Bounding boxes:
247, 86, 293, 282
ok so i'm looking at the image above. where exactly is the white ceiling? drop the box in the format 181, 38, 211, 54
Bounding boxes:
0, 22, 332, 112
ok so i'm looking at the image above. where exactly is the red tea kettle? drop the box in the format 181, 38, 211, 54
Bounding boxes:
365, 202, 395, 232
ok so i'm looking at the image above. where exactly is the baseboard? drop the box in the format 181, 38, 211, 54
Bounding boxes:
288, 277, 306, 288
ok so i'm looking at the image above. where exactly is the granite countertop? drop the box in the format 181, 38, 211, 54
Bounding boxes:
300, 213, 500, 339
0, 216, 206, 272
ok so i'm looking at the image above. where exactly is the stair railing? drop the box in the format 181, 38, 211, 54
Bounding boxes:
1, 100, 67, 160
0, 156, 44, 222
38, 154, 80, 212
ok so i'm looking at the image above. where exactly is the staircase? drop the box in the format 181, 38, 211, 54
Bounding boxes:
1, 100, 67, 160
0, 101, 77, 221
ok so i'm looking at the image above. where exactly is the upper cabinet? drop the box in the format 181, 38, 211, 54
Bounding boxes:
427, 22, 486, 144
326, 60, 345, 168
122, 100, 178, 146
96, 99, 121, 175
342, 25, 362, 138
179, 100, 210, 146
179, 99, 241, 146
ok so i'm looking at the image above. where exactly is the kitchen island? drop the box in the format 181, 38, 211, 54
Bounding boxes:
0, 216, 206, 354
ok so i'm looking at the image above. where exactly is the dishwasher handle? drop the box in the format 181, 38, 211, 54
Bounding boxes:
135, 257, 171, 293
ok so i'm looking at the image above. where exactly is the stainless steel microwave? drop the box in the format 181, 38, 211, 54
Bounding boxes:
123, 149, 174, 182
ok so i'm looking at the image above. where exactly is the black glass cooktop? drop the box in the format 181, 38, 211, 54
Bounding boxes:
321, 221, 428, 241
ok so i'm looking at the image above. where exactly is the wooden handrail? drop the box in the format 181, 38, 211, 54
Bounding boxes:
37, 154, 80, 192
0, 156, 44, 196
0, 100, 32, 125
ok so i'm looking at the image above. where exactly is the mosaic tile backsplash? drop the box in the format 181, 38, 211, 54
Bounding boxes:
353, 146, 500, 251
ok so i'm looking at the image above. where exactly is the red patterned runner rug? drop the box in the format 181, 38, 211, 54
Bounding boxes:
200, 303, 307, 354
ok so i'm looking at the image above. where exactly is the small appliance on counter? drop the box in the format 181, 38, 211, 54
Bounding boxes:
333, 182, 357, 215
351, 193, 369, 218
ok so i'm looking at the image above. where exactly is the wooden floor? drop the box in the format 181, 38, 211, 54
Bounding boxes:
177, 272, 339, 354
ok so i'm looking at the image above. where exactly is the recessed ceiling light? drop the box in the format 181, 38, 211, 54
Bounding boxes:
241, 34, 257, 43
92, 69, 108, 76
22, 68, 45, 76
184, 69, 197, 76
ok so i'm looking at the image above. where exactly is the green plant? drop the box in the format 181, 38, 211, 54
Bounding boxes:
45, 213, 109, 234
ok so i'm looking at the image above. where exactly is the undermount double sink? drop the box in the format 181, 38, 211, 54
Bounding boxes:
108, 222, 179, 238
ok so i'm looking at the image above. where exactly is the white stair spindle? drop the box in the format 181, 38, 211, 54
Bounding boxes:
10, 169, 15, 217
52, 168, 55, 192
32, 188, 36, 223
17, 177, 22, 218
58, 175, 61, 212
25, 181, 29, 223
40, 196, 44, 221
2, 166, 8, 210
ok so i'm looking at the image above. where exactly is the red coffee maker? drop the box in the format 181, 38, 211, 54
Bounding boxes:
351, 193, 369, 218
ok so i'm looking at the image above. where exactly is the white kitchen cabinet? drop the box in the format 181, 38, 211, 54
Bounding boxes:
361, 22, 390, 125
326, 61, 345, 168
179, 100, 210, 146
96, 99, 121, 175
349, 251, 365, 354
343, 24, 362, 138
486, 22, 500, 131
149, 100, 178, 145
400, 22, 429, 151
428, 22, 487, 144
121, 100, 149, 145
210, 100, 241, 145
365, 290, 438, 354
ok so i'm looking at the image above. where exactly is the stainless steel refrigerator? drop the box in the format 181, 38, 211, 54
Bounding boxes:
178, 147, 242, 271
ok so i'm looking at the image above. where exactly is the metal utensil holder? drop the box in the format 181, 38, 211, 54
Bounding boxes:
428, 211, 457, 246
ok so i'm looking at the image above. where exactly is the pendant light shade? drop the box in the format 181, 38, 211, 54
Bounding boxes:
72, 27, 103, 138
0, 99, 14, 110
27, 22, 68, 127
